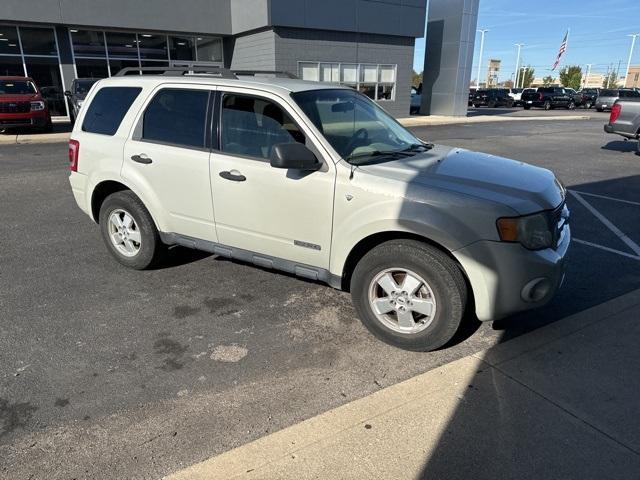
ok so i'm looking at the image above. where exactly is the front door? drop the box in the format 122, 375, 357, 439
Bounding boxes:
209, 89, 335, 268
122, 85, 216, 242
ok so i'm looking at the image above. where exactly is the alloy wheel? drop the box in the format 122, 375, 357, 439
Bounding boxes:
107, 208, 142, 257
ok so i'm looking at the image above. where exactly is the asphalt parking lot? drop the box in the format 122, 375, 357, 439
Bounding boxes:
2, 112, 640, 479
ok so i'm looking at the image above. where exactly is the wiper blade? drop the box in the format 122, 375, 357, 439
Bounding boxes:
403, 142, 434, 152
345, 149, 411, 163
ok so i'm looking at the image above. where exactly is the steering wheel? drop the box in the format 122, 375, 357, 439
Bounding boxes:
345, 128, 369, 156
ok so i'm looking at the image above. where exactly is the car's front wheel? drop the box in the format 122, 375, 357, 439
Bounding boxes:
350, 240, 467, 351
99, 190, 165, 270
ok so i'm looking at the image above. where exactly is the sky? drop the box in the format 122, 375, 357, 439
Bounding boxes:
413, 0, 640, 82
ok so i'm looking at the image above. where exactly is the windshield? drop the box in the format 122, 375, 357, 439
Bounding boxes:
600, 89, 617, 97
291, 89, 424, 163
74, 79, 98, 95
0, 80, 37, 95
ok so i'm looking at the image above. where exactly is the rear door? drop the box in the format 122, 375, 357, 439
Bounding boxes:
122, 84, 217, 242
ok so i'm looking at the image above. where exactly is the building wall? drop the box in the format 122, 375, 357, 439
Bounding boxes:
625, 66, 640, 88
3, 0, 233, 35
269, 0, 426, 38
228, 29, 277, 70
273, 27, 415, 117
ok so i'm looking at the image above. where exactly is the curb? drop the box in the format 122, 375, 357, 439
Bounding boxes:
0, 132, 70, 145
163, 288, 640, 480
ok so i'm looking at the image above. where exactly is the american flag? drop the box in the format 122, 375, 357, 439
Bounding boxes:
552, 31, 569, 70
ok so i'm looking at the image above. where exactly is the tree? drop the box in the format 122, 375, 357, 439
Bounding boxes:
503, 79, 514, 88
543, 75, 555, 86
412, 70, 423, 89
521, 66, 535, 87
559, 65, 583, 90
603, 71, 618, 88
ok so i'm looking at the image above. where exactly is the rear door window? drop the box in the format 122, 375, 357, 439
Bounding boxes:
82, 86, 141, 135
142, 88, 210, 149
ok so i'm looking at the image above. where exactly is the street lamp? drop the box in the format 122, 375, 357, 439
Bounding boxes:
514, 43, 524, 88
583, 63, 592, 88
476, 29, 489, 89
625, 34, 639, 87
520, 66, 529, 87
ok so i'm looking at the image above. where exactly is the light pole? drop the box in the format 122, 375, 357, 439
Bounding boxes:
583, 63, 592, 88
520, 66, 529, 87
625, 34, 639, 87
476, 29, 488, 89
514, 43, 524, 88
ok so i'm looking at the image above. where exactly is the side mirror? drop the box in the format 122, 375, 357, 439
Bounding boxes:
270, 143, 321, 171
64, 90, 72, 97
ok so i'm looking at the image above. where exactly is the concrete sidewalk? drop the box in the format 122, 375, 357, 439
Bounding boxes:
165, 288, 640, 480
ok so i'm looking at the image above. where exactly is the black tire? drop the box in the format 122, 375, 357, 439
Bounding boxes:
98, 190, 166, 270
544, 100, 552, 110
596, 107, 604, 112
567, 101, 576, 110
473, 103, 481, 108
506, 100, 514, 108
350, 240, 467, 352
523, 105, 531, 110
584, 101, 592, 109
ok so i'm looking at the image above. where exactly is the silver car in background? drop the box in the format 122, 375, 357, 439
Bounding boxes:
596, 88, 640, 112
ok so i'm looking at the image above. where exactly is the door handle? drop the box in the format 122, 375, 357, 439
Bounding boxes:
219, 170, 246, 182
131, 154, 152, 164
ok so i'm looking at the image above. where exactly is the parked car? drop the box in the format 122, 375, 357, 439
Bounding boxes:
0, 76, 52, 132
563, 88, 584, 108
506, 88, 524, 106
471, 89, 514, 108
596, 89, 640, 112
65, 78, 101, 123
579, 88, 599, 109
522, 87, 574, 110
468, 88, 477, 106
410, 84, 422, 114
69, 67, 570, 352
604, 97, 640, 153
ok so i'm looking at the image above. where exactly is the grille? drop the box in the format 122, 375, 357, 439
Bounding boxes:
0, 101, 31, 113
0, 118, 31, 125
551, 202, 569, 249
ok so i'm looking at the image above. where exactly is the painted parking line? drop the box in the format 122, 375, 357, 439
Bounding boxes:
572, 238, 640, 261
570, 190, 640, 207
568, 190, 640, 257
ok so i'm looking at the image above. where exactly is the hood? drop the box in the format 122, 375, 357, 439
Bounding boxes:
0, 93, 41, 102
355, 144, 564, 215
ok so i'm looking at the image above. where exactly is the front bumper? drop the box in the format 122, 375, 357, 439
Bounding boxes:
0, 110, 50, 129
454, 223, 571, 322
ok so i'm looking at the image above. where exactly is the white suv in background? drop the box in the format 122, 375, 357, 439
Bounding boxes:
68, 67, 570, 351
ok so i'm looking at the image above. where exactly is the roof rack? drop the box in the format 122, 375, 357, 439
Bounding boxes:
232, 70, 298, 79
113, 66, 298, 80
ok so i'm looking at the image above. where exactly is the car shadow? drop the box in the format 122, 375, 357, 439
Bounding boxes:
601, 139, 639, 154
148, 245, 213, 270
1, 121, 72, 135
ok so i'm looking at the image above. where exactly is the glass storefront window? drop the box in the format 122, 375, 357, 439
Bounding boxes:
300, 62, 396, 102
0, 56, 25, 76
19, 27, 58, 56
75, 58, 109, 78
341, 64, 358, 83
320, 63, 339, 82
0, 26, 21, 55
196, 37, 222, 62
109, 59, 140, 76
25, 57, 66, 116
169, 36, 195, 61
138, 34, 168, 60
71, 29, 106, 57
106, 32, 138, 58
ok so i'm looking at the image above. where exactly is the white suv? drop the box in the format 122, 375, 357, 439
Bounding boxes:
69, 68, 570, 351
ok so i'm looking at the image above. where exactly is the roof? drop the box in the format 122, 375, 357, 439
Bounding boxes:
94, 74, 350, 95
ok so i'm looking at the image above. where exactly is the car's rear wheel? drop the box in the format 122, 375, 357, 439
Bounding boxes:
584, 101, 592, 109
523, 105, 531, 110
567, 101, 576, 110
544, 100, 552, 110
99, 190, 166, 270
350, 240, 467, 351
597, 107, 604, 112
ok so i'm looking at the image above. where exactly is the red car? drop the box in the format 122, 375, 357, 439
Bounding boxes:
0, 76, 52, 132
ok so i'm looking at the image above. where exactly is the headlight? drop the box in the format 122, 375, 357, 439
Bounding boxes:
30, 101, 45, 111
497, 211, 554, 250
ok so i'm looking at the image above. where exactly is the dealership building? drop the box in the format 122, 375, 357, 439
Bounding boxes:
2, 0, 429, 119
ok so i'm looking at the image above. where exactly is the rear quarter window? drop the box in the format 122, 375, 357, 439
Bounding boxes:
82, 86, 142, 135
